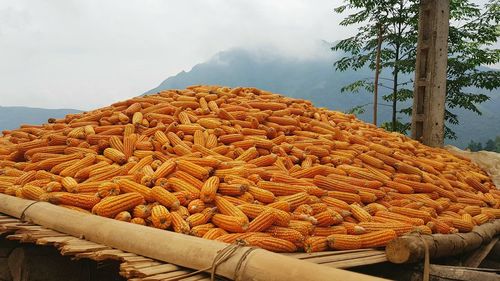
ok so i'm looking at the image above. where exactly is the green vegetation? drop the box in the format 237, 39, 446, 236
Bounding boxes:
466, 136, 500, 152
333, 0, 500, 139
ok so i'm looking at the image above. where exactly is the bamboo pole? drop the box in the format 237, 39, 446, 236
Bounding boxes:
386, 220, 500, 264
0, 194, 386, 281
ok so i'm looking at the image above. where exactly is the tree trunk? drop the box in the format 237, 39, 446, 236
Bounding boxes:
373, 24, 383, 126
392, 44, 400, 131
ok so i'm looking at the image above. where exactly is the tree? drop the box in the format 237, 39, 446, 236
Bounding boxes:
484, 139, 497, 151
333, 0, 500, 139
466, 140, 483, 152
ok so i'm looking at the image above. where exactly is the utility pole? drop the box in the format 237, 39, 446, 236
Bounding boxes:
411, 0, 449, 147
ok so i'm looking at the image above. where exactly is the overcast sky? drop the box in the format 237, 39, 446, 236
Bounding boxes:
0, 0, 358, 110
0, 1, 496, 110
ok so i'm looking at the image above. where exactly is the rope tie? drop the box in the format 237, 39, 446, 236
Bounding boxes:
19, 201, 41, 222
162, 240, 255, 281
415, 233, 430, 281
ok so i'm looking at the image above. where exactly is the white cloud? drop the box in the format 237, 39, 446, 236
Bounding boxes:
0, 0, 354, 110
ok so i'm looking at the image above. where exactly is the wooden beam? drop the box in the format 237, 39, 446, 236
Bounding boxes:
411, 0, 450, 147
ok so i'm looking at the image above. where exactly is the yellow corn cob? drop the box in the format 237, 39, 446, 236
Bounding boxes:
132, 204, 150, 219
130, 217, 146, 225
359, 229, 397, 248
464, 176, 489, 193
103, 148, 127, 164
244, 236, 297, 253
304, 236, 328, 253
211, 214, 248, 233
246, 209, 277, 232
375, 211, 424, 226
313, 225, 348, 236
359, 222, 413, 236
97, 182, 121, 198
123, 133, 137, 159
166, 177, 200, 198
48, 193, 101, 209
327, 234, 363, 250
190, 223, 215, 237
200, 176, 220, 203
109, 136, 124, 152
277, 192, 309, 210
116, 179, 154, 202
247, 186, 275, 203
61, 177, 79, 193
21, 185, 46, 200
440, 217, 474, 232
214, 196, 249, 221
187, 199, 205, 214
151, 205, 171, 229
176, 159, 211, 180
314, 209, 343, 227
59, 154, 96, 177
472, 213, 492, 225
173, 170, 204, 190
265, 226, 305, 246
186, 208, 215, 227
388, 206, 432, 223
151, 186, 180, 210
350, 204, 373, 222
203, 227, 228, 240
92, 192, 144, 218
171, 211, 190, 234
114, 211, 132, 222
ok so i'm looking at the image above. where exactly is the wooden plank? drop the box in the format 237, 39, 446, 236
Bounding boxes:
429, 264, 500, 281
286, 249, 381, 260
305, 251, 385, 265
131, 264, 182, 277
141, 270, 193, 281
324, 254, 388, 269
463, 236, 500, 268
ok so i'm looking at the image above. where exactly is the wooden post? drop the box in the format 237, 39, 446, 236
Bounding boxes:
411, 0, 449, 147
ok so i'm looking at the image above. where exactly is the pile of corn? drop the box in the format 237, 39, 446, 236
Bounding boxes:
0, 86, 498, 253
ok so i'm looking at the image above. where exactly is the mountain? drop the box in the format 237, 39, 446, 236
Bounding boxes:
146, 48, 500, 148
0, 106, 80, 132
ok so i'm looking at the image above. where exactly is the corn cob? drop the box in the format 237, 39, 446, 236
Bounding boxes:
187, 199, 205, 214
199, 176, 220, 203
388, 206, 432, 223
350, 204, 373, 222
21, 185, 46, 200
359, 229, 397, 248
203, 228, 228, 240
190, 223, 215, 237
151, 205, 172, 229
246, 209, 277, 232
92, 192, 144, 217
245, 236, 297, 253
114, 211, 132, 222
327, 234, 363, 250
214, 196, 248, 221
170, 211, 190, 234
211, 214, 248, 233
132, 204, 150, 219
265, 226, 305, 246
116, 179, 154, 202
103, 148, 127, 164
48, 193, 101, 209
304, 236, 328, 253
97, 182, 120, 198
166, 177, 200, 198
151, 186, 180, 210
